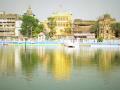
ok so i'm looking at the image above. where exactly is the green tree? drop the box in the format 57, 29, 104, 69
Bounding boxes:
47, 17, 56, 38
33, 23, 44, 37
65, 28, 71, 33
111, 22, 120, 38
21, 15, 39, 37
65, 22, 72, 35
104, 14, 111, 19
90, 22, 99, 38
48, 30, 56, 38
20, 49, 40, 79
97, 37, 103, 42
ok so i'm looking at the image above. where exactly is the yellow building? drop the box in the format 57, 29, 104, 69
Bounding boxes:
48, 12, 73, 38
98, 14, 116, 39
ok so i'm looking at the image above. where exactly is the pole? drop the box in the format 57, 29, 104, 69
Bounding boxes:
25, 37, 27, 50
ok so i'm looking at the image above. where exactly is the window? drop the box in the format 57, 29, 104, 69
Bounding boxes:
106, 30, 109, 33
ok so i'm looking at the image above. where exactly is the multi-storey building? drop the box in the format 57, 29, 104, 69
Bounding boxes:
48, 12, 73, 38
73, 19, 96, 39
0, 12, 20, 38
98, 14, 115, 39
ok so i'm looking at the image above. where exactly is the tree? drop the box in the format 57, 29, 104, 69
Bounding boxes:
65, 22, 72, 35
104, 14, 111, 19
33, 23, 44, 37
47, 17, 56, 30
65, 28, 72, 34
111, 22, 120, 38
48, 30, 56, 38
20, 15, 39, 37
47, 17, 56, 38
90, 22, 99, 38
97, 37, 103, 42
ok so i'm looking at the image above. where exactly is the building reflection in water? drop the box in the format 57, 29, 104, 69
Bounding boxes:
94, 49, 113, 72
51, 47, 71, 80
94, 48, 120, 73
0, 46, 120, 80
36, 46, 72, 80
72, 47, 96, 68
0, 46, 15, 76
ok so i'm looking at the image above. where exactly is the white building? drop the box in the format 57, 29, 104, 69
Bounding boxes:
74, 33, 95, 39
38, 32, 46, 41
0, 11, 20, 38
15, 20, 22, 37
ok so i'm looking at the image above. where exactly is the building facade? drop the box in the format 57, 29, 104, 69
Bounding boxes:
73, 19, 96, 39
98, 14, 115, 39
48, 12, 73, 38
0, 12, 20, 38
25, 6, 34, 16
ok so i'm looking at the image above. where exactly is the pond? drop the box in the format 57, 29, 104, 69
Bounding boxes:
0, 46, 120, 90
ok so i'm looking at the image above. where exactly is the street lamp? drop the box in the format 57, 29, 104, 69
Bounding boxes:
26, 26, 32, 38
24, 37, 28, 49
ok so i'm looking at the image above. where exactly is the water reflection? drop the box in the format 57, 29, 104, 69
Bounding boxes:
20, 47, 40, 80
0, 46, 15, 76
49, 47, 71, 80
0, 46, 120, 80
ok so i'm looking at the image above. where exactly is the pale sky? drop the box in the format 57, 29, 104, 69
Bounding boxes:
0, 0, 120, 21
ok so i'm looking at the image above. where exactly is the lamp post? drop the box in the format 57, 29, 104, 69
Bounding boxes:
24, 37, 28, 50
25, 26, 29, 48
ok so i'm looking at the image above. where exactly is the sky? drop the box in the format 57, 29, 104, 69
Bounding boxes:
0, 0, 120, 21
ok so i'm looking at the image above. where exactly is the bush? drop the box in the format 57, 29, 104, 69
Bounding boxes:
97, 37, 103, 42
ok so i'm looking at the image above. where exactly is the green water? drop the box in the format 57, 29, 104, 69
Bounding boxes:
0, 46, 120, 90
